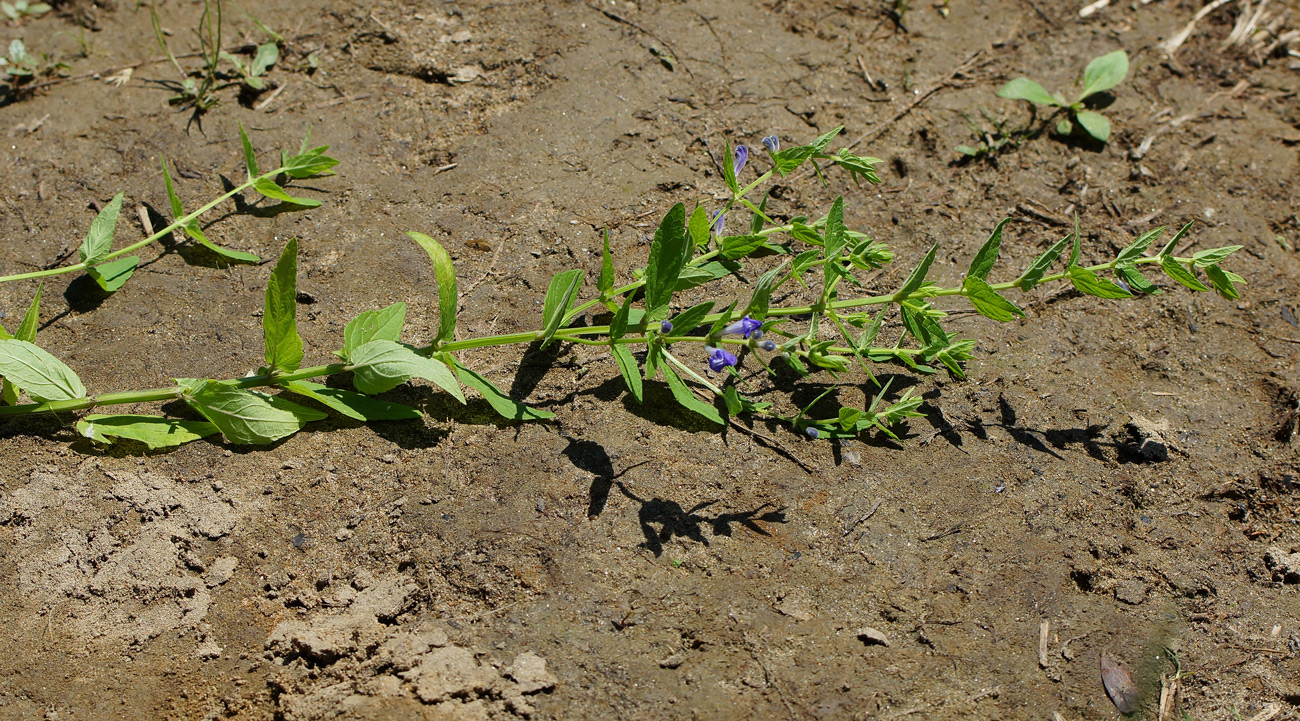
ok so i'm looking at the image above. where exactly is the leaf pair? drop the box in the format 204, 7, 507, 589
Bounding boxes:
997, 50, 1127, 142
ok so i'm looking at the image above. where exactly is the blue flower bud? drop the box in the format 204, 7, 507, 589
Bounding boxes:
759, 340, 777, 352
711, 210, 725, 236
660, 320, 673, 333
751, 329, 764, 340
761, 135, 780, 153
706, 346, 738, 372
805, 427, 819, 439
733, 144, 748, 176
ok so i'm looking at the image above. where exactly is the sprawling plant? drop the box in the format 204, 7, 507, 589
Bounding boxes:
0, 127, 1243, 450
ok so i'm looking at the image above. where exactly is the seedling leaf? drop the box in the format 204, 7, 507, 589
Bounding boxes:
239, 122, 259, 180
1075, 110, 1110, 142
997, 78, 1059, 106
597, 228, 614, 294
1081, 50, 1128, 99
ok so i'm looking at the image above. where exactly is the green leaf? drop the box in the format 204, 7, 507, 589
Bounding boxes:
963, 277, 1024, 321
183, 380, 325, 445
454, 361, 554, 421
611, 344, 642, 402
1160, 256, 1209, 291
1158, 220, 1196, 257
688, 205, 711, 249
1080, 50, 1128, 98
85, 256, 137, 292
406, 232, 458, 345
955, 145, 982, 157
1192, 245, 1243, 268
609, 294, 635, 340
342, 302, 406, 357
671, 260, 739, 292
1116, 226, 1165, 264
1018, 232, 1072, 290
239, 122, 259, 180
282, 380, 421, 421
252, 178, 321, 207
1056, 117, 1073, 136
661, 364, 724, 425
722, 386, 742, 417
997, 78, 1060, 106
263, 238, 303, 373
823, 196, 846, 285
810, 126, 844, 153
1068, 266, 1133, 298
1114, 263, 1162, 294
644, 203, 689, 320
722, 138, 739, 193
894, 242, 938, 300
538, 269, 585, 347
78, 192, 124, 267
771, 145, 816, 177
720, 234, 768, 260
664, 302, 715, 337
1067, 212, 1082, 268
281, 145, 340, 179
347, 340, 465, 402
183, 222, 261, 263
838, 407, 862, 432
16, 281, 40, 342
745, 260, 788, 320
791, 249, 821, 278
1204, 264, 1241, 299
0, 340, 86, 402
706, 301, 738, 339
76, 414, 219, 449
160, 156, 185, 219
1075, 110, 1110, 142
967, 218, 1011, 281
857, 311, 885, 351
250, 42, 278, 76
597, 228, 614, 294
751, 193, 768, 234
789, 221, 823, 246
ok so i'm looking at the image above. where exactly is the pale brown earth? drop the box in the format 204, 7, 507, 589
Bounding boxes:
1, 0, 1299, 719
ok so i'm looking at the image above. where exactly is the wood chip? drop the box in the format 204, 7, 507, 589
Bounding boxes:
856, 627, 890, 647
1038, 621, 1050, 668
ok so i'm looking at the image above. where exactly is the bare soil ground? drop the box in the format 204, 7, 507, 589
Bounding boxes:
1, 0, 1298, 719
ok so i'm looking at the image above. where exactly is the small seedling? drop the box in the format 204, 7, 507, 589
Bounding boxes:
222, 41, 278, 90
954, 110, 1029, 160
997, 49, 1128, 142
151, 0, 223, 111
1, 0, 50, 22
0, 127, 1245, 453
0, 38, 35, 77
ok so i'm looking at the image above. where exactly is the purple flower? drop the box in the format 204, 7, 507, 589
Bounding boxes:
733, 144, 748, 176
723, 315, 762, 339
759, 340, 776, 352
711, 210, 725, 235
761, 135, 780, 153
805, 427, 819, 439
660, 320, 673, 333
706, 346, 738, 372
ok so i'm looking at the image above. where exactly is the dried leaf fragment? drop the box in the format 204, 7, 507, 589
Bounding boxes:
1100, 652, 1139, 713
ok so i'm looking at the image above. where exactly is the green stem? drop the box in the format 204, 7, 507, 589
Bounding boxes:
0, 164, 297, 284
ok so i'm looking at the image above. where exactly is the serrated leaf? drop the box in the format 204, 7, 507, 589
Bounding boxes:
282, 379, 421, 421
597, 228, 614, 294
347, 340, 465, 402
1158, 220, 1195, 257
1081, 50, 1128, 98
454, 360, 554, 421
263, 238, 303, 373
823, 196, 846, 285
76, 414, 219, 449
1160, 255, 1209, 291
1075, 110, 1110, 142
252, 178, 321, 207
1204, 264, 1241, 299
1114, 263, 1162, 294
894, 242, 938, 300
688, 205, 710, 250
964, 277, 1024, 321
0, 339, 86, 402
997, 78, 1059, 106
86, 255, 139, 292
644, 203, 689, 321
611, 344, 642, 402
539, 268, 584, 347
664, 302, 715, 337
746, 260, 788, 320
184, 380, 325, 445
1068, 266, 1133, 298
78, 192, 125, 267
968, 218, 1011, 281
406, 232, 458, 345
239, 122, 259, 180
1116, 226, 1165, 264
661, 364, 724, 425
1018, 232, 1072, 290
720, 234, 768, 260
343, 302, 407, 357
1192, 245, 1243, 268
